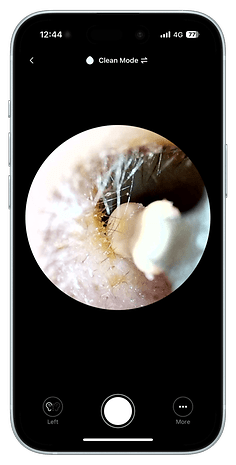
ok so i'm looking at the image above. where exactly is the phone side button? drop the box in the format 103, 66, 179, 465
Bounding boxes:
6, 175, 11, 210
5, 100, 11, 118
8, 132, 11, 166
225, 144, 228, 198
8, 175, 11, 209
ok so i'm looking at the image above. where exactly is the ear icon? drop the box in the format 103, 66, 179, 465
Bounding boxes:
54, 402, 60, 411
45, 402, 53, 412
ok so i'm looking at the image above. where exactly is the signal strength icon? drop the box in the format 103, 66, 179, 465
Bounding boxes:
160, 31, 171, 38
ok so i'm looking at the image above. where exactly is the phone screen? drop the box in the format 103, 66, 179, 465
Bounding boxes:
10, 12, 225, 454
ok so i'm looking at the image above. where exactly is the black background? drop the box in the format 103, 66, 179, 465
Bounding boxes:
12, 12, 224, 453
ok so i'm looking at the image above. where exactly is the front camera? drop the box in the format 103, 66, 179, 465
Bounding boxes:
135, 30, 145, 40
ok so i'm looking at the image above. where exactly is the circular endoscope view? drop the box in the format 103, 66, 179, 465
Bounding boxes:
25, 125, 210, 310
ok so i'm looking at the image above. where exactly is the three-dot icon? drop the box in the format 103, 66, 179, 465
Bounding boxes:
173, 397, 193, 417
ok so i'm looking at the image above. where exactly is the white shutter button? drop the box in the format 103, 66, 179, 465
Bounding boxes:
101, 394, 135, 428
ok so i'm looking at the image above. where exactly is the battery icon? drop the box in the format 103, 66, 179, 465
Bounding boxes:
186, 31, 200, 38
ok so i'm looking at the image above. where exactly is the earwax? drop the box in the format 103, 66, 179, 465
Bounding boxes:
107, 200, 181, 280
106, 202, 145, 259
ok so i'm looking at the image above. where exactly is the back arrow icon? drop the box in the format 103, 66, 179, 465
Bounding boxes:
30, 57, 34, 64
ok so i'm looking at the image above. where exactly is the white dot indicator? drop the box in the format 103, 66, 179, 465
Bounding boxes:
86, 56, 94, 65
101, 395, 135, 428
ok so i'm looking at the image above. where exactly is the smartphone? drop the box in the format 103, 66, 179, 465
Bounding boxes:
9, 10, 226, 454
